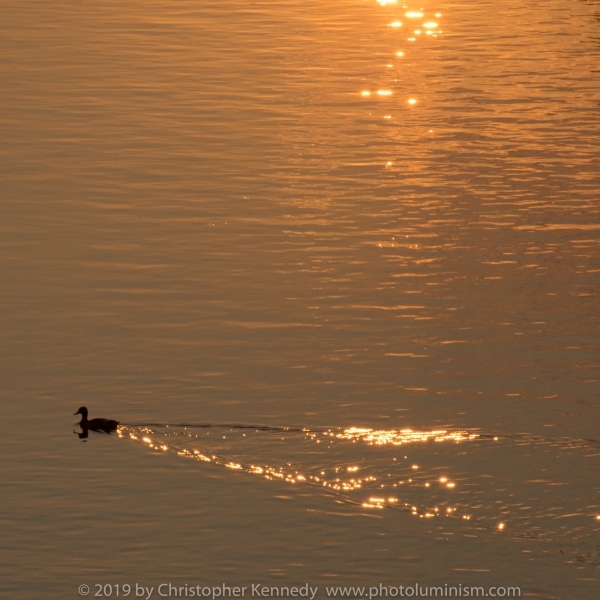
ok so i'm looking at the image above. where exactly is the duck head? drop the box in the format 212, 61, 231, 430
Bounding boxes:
74, 406, 89, 419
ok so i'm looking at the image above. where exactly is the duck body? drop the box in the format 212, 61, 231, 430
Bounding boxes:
74, 406, 119, 433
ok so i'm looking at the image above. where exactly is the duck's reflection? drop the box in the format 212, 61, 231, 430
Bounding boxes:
74, 427, 89, 440
73, 423, 120, 440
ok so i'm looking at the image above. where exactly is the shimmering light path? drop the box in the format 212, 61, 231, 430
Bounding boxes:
117, 422, 600, 566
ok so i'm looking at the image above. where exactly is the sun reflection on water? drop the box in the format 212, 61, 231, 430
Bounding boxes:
361, 0, 443, 107
118, 424, 483, 524
334, 427, 478, 445
115, 423, 600, 564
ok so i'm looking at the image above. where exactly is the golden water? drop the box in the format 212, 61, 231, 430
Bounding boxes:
1, 0, 599, 598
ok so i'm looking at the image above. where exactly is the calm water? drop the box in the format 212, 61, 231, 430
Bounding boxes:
1, 0, 599, 597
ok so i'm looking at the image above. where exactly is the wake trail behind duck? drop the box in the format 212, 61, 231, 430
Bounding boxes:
115, 423, 600, 567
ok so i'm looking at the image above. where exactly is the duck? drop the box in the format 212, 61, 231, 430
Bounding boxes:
74, 406, 119, 433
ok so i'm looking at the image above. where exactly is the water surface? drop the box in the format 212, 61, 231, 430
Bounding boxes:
1, 0, 599, 598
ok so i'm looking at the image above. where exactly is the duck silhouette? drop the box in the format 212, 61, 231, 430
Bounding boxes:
74, 406, 119, 433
